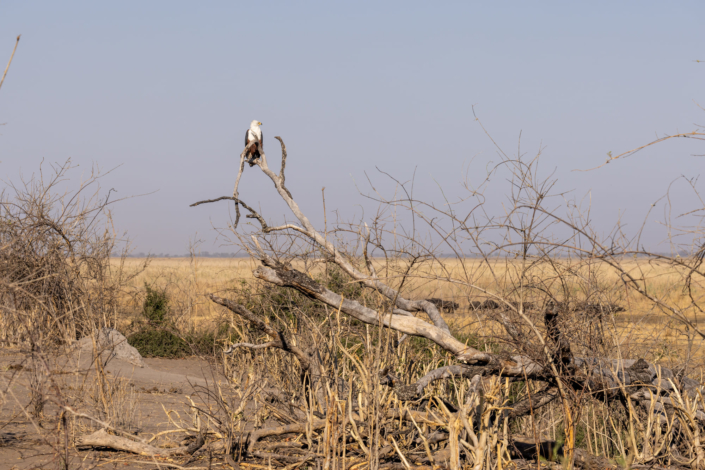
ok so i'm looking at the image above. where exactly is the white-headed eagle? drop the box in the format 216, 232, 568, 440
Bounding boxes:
245, 120, 263, 166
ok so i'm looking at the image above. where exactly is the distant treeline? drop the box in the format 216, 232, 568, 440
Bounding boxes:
116, 252, 249, 258
115, 250, 693, 259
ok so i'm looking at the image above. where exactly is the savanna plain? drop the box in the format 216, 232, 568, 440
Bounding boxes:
119, 256, 705, 368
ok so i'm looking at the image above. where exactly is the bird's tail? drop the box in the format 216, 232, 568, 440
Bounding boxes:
247, 152, 260, 167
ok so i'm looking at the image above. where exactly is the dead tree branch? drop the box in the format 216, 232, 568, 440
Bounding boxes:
78, 429, 205, 456
253, 258, 492, 364
0, 35, 20, 93
197, 137, 453, 333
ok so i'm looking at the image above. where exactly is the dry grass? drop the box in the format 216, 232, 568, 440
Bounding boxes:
115, 256, 705, 367
114, 257, 257, 330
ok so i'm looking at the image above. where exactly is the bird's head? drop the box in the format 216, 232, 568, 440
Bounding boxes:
250, 120, 262, 128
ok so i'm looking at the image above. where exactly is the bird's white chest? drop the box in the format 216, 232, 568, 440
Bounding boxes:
248, 128, 262, 141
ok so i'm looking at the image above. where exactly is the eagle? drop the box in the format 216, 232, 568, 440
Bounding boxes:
245, 120, 263, 166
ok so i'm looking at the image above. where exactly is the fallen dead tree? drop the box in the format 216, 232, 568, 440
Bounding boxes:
77, 429, 205, 456
188, 124, 705, 469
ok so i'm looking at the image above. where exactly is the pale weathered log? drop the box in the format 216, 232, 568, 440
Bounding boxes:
252, 261, 493, 364
77, 428, 204, 456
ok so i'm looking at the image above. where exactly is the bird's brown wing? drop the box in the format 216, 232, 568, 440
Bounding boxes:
244, 129, 251, 147
260, 130, 263, 149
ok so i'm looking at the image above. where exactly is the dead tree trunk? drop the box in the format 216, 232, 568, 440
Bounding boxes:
191, 133, 705, 468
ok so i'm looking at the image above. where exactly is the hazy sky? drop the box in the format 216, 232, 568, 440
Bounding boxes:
0, 1, 703, 255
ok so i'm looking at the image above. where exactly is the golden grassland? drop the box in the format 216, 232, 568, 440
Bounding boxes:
114, 257, 705, 366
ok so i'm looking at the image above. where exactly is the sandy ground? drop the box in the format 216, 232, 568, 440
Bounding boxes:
0, 347, 238, 470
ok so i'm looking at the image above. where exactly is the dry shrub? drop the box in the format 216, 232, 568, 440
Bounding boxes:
83, 372, 141, 435
179, 123, 705, 470
0, 159, 145, 347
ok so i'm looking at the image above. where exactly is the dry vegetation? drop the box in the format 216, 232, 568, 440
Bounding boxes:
3, 134, 705, 470
118, 256, 704, 365
4, 36, 705, 469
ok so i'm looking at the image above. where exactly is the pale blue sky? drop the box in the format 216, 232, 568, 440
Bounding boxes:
0, 1, 703, 254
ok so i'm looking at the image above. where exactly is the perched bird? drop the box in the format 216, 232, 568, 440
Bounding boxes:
245, 120, 263, 166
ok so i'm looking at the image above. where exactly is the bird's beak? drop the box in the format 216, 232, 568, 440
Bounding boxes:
258, 122, 263, 125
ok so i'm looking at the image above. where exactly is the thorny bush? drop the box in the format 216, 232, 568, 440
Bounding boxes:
0, 160, 143, 347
